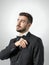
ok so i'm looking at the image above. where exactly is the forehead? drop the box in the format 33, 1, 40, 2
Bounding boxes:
18, 16, 28, 20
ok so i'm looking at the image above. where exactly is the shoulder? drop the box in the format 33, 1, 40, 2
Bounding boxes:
28, 32, 43, 46
10, 38, 16, 42
9, 38, 16, 45
28, 32, 42, 41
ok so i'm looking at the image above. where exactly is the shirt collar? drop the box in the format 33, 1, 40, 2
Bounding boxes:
17, 31, 29, 36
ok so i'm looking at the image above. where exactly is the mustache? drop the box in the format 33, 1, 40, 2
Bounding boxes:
16, 25, 21, 27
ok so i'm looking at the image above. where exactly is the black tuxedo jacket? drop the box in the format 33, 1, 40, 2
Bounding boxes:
0, 32, 44, 65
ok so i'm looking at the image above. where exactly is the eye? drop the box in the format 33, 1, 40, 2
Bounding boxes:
17, 19, 19, 21
21, 20, 25, 23
17, 19, 26, 23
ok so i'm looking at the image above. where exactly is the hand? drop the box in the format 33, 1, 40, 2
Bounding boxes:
15, 38, 28, 48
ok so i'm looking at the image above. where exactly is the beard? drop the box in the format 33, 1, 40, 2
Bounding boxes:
16, 27, 26, 33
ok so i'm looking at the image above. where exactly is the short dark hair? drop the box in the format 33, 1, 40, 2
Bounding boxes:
19, 12, 33, 24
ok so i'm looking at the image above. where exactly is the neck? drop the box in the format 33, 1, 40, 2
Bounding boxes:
18, 30, 29, 36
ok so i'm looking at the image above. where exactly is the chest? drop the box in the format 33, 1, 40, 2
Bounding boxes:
10, 45, 33, 63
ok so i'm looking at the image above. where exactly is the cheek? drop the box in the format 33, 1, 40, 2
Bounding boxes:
21, 23, 27, 28
21, 22, 27, 26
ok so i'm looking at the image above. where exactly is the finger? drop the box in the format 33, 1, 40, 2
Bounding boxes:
21, 43, 26, 48
20, 41, 26, 47
20, 38, 23, 41
23, 40, 28, 45
20, 38, 28, 44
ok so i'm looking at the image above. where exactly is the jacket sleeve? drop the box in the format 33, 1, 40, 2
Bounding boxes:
33, 38, 44, 65
0, 39, 18, 60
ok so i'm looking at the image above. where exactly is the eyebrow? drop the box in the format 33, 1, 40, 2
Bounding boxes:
17, 18, 26, 21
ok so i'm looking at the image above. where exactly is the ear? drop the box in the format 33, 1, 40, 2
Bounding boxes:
28, 23, 32, 27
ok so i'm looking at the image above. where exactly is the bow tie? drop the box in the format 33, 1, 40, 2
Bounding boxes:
16, 35, 26, 41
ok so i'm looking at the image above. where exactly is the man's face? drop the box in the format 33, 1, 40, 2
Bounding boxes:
16, 16, 31, 33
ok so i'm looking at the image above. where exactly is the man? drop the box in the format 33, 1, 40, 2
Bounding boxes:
0, 12, 44, 65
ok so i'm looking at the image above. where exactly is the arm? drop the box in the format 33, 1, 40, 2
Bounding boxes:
0, 39, 18, 60
33, 38, 44, 65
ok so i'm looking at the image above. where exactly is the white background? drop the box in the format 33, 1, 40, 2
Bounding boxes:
0, 0, 49, 65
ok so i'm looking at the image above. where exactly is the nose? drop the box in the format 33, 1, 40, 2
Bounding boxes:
17, 20, 21, 25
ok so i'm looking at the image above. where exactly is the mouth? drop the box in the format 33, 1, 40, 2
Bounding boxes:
16, 25, 21, 28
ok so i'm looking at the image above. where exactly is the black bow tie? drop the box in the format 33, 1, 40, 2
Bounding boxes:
16, 35, 26, 50
16, 35, 26, 41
